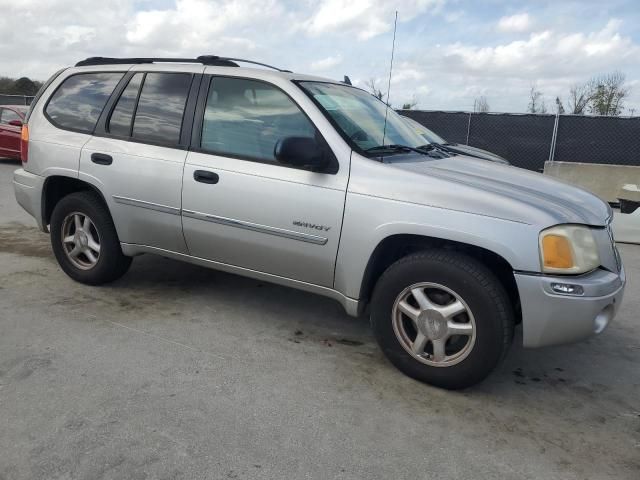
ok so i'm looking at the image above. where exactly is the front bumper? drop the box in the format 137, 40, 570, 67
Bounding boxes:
13, 168, 45, 231
515, 265, 626, 348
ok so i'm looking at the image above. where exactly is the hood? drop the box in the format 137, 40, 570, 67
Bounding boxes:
443, 144, 509, 164
374, 155, 611, 227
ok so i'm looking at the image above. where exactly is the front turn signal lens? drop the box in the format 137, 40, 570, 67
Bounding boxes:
542, 234, 574, 269
539, 225, 600, 274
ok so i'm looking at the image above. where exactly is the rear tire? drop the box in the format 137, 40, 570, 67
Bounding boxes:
370, 249, 514, 389
50, 191, 132, 285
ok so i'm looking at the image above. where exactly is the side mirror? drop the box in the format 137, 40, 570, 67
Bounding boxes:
274, 136, 328, 171
8, 119, 23, 127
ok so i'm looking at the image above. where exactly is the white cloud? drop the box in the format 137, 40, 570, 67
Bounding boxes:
442, 20, 640, 78
0, 2, 638, 114
497, 13, 532, 33
304, 0, 445, 40
391, 64, 426, 83
0, 0, 133, 78
310, 55, 343, 71
125, 0, 282, 54
444, 10, 464, 23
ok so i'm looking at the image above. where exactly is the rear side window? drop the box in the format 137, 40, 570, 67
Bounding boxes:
131, 73, 192, 145
201, 77, 316, 163
45, 72, 123, 133
108, 73, 143, 137
0, 108, 21, 124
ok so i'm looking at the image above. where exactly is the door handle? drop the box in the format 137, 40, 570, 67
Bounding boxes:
193, 170, 219, 184
91, 153, 113, 165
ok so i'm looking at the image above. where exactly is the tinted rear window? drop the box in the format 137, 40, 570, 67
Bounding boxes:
45, 72, 123, 133
108, 73, 143, 137
131, 73, 192, 145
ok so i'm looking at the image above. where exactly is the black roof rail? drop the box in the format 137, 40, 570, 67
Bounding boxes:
75, 56, 238, 67
221, 58, 292, 73
75, 55, 291, 72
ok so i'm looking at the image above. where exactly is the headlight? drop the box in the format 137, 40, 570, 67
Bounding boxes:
539, 225, 600, 274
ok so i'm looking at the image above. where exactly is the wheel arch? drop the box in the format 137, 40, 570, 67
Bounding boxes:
357, 234, 521, 323
41, 175, 110, 232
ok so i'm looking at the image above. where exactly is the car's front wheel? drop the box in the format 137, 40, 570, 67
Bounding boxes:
50, 191, 132, 285
370, 250, 514, 389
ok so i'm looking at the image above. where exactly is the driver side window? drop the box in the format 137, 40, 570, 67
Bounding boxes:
200, 77, 315, 163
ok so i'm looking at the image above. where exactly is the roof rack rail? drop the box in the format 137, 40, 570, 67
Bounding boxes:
75, 55, 291, 72
221, 58, 292, 73
75, 56, 238, 67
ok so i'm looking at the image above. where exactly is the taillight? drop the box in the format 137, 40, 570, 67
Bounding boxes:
20, 124, 29, 163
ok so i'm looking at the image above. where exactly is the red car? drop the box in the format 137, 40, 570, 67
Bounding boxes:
0, 105, 28, 160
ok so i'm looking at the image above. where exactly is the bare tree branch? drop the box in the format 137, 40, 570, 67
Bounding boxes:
401, 94, 418, 110
589, 71, 629, 116
568, 80, 595, 114
474, 96, 490, 113
527, 84, 544, 113
366, 78, 386, 102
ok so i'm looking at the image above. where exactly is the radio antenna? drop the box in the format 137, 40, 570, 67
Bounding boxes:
382, 10, 398, 146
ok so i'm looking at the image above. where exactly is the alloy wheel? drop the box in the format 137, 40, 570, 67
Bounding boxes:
61, 212, 101, 270
392, 282, 476, 367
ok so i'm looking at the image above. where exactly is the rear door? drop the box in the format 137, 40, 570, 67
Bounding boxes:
80, 66, 202, 253
0, 107, 22, 158
181, 74, 351, 287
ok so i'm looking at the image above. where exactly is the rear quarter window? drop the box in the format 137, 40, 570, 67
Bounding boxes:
45, 72, 124, 133
131, 72, 192, 145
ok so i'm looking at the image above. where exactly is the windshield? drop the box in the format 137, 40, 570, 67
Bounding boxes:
401, 116, 446, 144
298, 81, 427, 155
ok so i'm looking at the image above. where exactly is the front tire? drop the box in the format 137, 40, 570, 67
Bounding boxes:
370, 250, 514, 389
50, 191, 132, 285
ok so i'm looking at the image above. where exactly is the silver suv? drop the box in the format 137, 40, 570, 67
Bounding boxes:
13, 56, 625, 389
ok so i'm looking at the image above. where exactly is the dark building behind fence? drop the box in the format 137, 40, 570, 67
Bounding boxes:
0, 94, 33, 106
399, 110, 640, 172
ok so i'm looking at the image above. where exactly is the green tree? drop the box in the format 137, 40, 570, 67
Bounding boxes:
0, 76, 42, 96
12, 77, 39, 95
0, 77, 14, 94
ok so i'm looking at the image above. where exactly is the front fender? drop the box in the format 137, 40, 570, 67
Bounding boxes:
333, 192, 540, 299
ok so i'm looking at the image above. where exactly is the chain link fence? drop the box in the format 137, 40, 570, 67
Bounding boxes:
399, 110, 640, 172
0, 94, 34, 106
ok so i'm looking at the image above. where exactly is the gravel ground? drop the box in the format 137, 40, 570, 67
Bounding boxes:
1, 158, 639, 480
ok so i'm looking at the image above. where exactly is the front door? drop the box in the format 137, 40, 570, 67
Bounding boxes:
182, 75, 349, 287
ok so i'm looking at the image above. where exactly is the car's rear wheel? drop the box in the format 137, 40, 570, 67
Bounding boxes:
50, 191, 132, 285
371, 249, 514, 389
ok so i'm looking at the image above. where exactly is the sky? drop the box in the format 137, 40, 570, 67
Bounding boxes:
1, 0, 639, 113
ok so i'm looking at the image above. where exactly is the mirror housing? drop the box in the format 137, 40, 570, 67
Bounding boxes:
274, 136, 327, 171
8, 119, 23, 127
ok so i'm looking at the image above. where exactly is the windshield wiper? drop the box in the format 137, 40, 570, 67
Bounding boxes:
365, 144, 431, 155
417, 143, 450, 154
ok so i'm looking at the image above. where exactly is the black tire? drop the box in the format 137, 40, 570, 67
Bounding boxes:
370, 249, 514, 389
50, 191, 132, 285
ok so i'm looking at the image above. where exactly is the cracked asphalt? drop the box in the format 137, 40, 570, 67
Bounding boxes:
1, 159, 639, 479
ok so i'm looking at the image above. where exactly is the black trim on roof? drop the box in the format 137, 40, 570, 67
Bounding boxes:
75, 55, 291, 72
